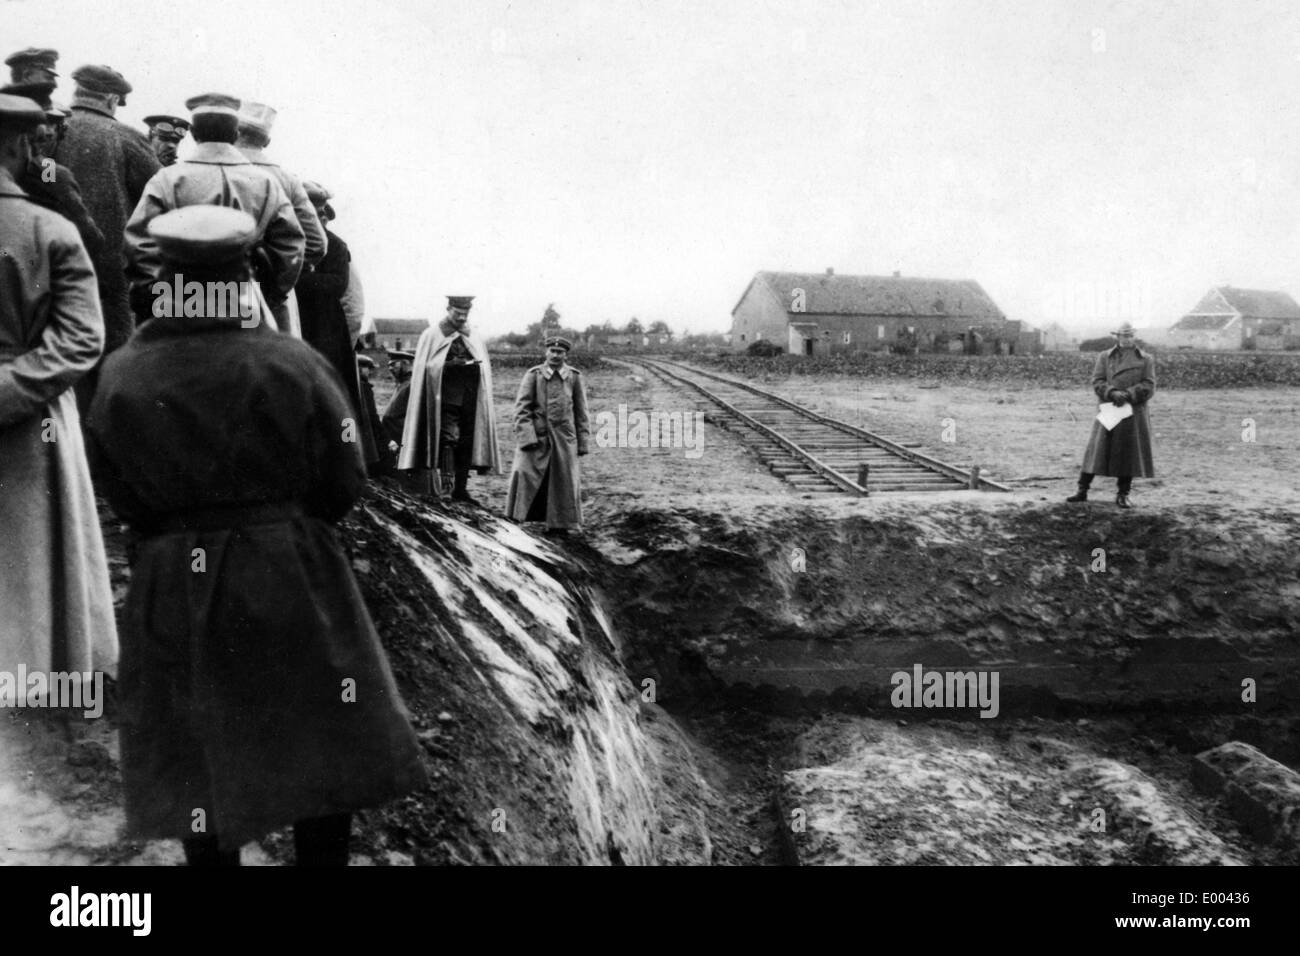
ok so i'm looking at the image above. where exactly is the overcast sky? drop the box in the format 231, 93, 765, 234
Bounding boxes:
9, 0, 1300, 336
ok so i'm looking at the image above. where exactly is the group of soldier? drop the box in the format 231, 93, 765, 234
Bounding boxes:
0, 46, 590, 866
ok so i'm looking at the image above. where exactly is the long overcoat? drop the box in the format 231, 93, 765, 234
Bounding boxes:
53, 102, 160, 353
397, 321, 502, 474
237, 145, 326, 267
122, 141, 305, 309
1080, 345, 1156, 478
505, 363, 590, 529
0, 175, 118, 677
85, 311, 425, 846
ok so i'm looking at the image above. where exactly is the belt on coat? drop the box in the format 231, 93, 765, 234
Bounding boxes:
146, 500, 306, 536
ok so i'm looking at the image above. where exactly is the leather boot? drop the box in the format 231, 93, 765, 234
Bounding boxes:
451, 468, 478, 505
1065, 486, 1089, 502
1116, 477, 1132, 508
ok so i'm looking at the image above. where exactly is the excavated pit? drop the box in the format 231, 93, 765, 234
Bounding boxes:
4, 484, 1297, 866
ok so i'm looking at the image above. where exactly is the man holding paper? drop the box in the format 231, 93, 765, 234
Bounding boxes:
1065, 322, 1155, 508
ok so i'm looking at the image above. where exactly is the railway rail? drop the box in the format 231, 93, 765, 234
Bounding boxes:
631, 359, 1009, 496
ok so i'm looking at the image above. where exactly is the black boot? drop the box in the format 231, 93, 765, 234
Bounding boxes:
1065, 472, 1093, 502
451, 469, 478, 505
1116, 477, 1132, 509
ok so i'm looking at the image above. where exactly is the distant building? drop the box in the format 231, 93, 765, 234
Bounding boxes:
730, 269, 1034, 354
366, 318, 431, 353
1170, 287, 1300, 350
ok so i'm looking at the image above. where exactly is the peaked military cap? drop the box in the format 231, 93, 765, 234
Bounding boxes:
302, 180, 332, 204
543, 336, 572, 351
184, 92, 240, 118
237, 100, 277, 137
386, 349, 415, 362
0, 81, 55, 110
446, 296, 475, 310
5, 48, 59, 76
144, 114, 190, 139
147, 206, 260, 265
357, 354, 377, 369
71, 64, 132, 101
0, 92, 48, 129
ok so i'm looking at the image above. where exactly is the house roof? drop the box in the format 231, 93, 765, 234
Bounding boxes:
734, 271, 1005, 320
372, 318, 431, 334
1171, 314, 1238, 331
1177, 286, 1300, 326
1215, 287, 1300, 319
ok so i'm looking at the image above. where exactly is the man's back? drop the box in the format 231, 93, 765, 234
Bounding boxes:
124, 142, 305, 307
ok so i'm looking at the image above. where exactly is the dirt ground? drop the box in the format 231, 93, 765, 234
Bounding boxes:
375, 362, 1300, 513
2, 360, 1295, 866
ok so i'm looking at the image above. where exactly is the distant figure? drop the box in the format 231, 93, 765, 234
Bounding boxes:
506, 337, 590, 533
0, 92, 118, 681
1065, 322, 1155, 509
381, 348, 414, 451
86, 205, 425, 866
398, 296, 502, 503
143, 113, 189, 166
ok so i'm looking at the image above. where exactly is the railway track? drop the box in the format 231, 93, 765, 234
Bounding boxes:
631, 359, 1009, 495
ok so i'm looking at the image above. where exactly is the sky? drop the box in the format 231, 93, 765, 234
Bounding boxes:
8, 0, 1300, 337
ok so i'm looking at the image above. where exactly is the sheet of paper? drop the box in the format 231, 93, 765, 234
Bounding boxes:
1096, 402, 1134, 431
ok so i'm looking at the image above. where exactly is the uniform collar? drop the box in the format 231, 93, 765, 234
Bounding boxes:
70, 99, 114, 119
541, 362, 570, 380
1110, 343, 1145, 359
0, 168, 27, 198
238, 144, 276, 165
183, 142, 254, 166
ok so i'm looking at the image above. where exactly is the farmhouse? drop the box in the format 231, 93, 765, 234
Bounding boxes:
365, 317, 431, 353
730, 269, 1021, 355
1169, 287, 1300, 350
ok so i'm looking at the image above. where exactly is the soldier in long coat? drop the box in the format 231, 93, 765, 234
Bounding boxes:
398, 297, 502, 502
505, 337, 590, 532
1, 81, 104, 259
123, 93, 305, 320
85, 206, 425, 865
53, 65, 160, 376
0, 93, 118, 679
1066, 322, 1155, 508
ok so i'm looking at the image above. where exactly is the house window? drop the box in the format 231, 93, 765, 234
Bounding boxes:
877, 325, 885, 339
843, 331, 852, 344
740, 334, 746, 342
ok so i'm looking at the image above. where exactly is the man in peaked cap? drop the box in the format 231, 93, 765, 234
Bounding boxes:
54, 63, 159, 413
143, 114, 190, 167
0, 92, 119, 688
124, 92, 305, 328
398, 295, 502, 503
505, 336, 590, 533
295, 181, 380, 467
235, 101, 324, 267
1065, 321, 1156, 508
86, 204, 425, 867
1, 81, 104, 258
6, 48, 59, 85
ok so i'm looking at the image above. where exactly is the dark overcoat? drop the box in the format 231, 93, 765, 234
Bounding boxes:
54, 104, 160, 353
85, 312, 425, 847
505, 363, 590, 530
1080, 345, 1156, 478
296, 229, 377, 464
